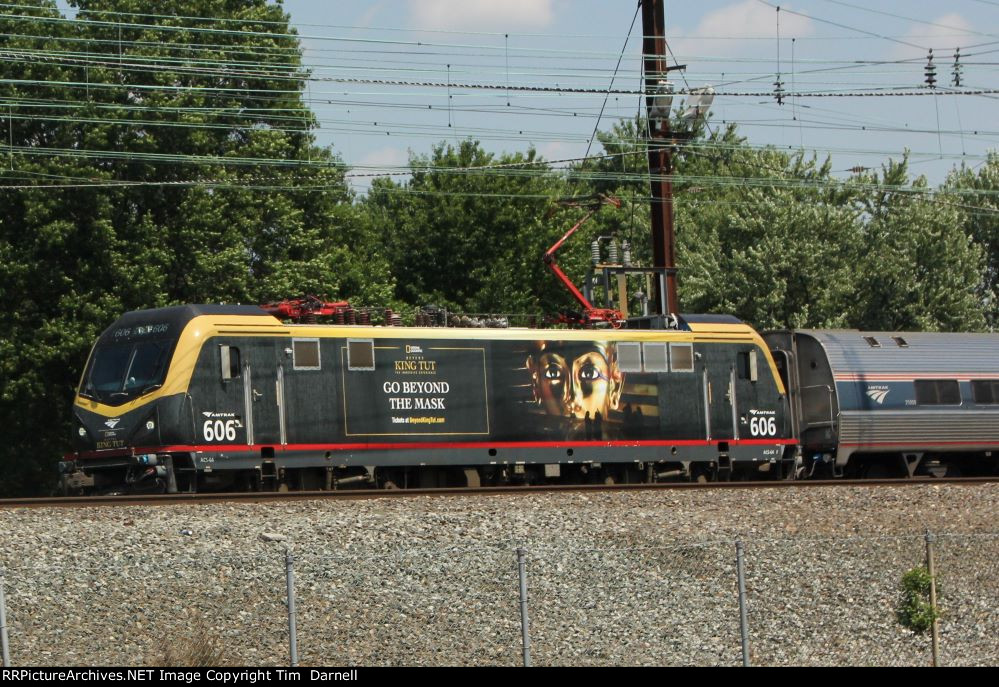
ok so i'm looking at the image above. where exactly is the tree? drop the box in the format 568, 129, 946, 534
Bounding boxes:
0, 0, 390, 495
850, 159, 985, 332
365, 139, 563, 316
944, 155, 999, 330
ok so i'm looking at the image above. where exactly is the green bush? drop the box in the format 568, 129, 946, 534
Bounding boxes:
897, 566, 941, 634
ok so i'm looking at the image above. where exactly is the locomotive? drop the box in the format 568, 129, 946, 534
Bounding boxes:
60, 303, 797, 494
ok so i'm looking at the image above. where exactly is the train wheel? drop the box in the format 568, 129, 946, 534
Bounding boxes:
690, 464, 711, 483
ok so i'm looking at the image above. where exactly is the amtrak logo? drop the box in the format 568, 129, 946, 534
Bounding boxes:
104, 418, 121, 429
866, 386, 890, 405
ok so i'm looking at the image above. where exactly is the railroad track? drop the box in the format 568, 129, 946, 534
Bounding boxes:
1, 476, 997, 508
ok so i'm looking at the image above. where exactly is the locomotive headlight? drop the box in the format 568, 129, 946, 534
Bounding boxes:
146, 420, 155, 431
78, 427, 87, 437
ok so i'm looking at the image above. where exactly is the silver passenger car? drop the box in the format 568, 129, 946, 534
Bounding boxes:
765, 330, 999, 477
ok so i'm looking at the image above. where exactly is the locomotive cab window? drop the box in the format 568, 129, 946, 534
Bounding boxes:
643, 343, 668, 373
617, 342, 642, 373
669, 343, 694, 372
293, 338, 321, 370
914, 379, 961, 405
347, 339, 375, 371
219, 344, 241, 380
972, 380, 999, 405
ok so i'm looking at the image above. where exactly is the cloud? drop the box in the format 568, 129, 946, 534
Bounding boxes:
355, 146, 410, 171
671, 0, 813, 59
888, 14, 976, 60
536, 141, 583, 163
407, 0, 556, 32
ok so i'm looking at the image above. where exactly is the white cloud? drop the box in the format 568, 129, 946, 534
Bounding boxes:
407, 0, 556, 32
355, 146, 410, 171
536, 141, 582, 163
888, 14, 976, 60
671, 0, 813, 59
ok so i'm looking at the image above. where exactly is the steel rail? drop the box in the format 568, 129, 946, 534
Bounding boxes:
1, 476, 996, 509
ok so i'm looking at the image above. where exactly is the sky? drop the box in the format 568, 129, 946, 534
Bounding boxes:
270, 0, 999, 194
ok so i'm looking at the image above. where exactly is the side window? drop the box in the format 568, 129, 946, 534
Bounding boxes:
642, 343, 668, 373
617, 342, 642, 373
220, 344, 241, 380
347, 339, 375, 371
293, 338, 321, 370
914, 379, 961, 405
670, 343, 694, 372
972, 380, 999, 404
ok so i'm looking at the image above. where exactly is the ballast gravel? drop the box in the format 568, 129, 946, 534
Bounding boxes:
1, 484, 997, 667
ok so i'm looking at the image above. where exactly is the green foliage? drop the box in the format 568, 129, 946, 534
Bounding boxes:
0, 1, 392, 496
944, 155, 999, 329
365, 140, 564, 315
850, 159, 985, 332
897, 566, 941, 634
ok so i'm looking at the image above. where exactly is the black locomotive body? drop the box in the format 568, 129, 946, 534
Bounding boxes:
63, 305, 795, 493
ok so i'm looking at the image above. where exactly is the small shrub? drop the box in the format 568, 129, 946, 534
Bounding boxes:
897, 566, 941, 634
149, 618, 226, 666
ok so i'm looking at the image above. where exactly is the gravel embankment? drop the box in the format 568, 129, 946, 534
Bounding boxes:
1, 484, 997, 667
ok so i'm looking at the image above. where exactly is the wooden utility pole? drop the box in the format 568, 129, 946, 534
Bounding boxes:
641, 0, 678, 316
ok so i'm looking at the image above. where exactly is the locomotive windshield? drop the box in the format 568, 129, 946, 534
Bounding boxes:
80, 335, 175, 406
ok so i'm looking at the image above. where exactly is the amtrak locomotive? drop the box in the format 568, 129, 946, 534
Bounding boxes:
61, 304, 795, 493
60, 302, 999, 494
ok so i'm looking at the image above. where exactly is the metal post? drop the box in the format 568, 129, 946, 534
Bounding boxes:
0, 569, 11, 667
516, 547, 532, 667
285, 549, 299, 667
925, 531, 940, 667
735, 541, 750, 667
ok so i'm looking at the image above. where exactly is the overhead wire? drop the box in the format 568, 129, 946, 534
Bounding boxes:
0, 3, 995, 203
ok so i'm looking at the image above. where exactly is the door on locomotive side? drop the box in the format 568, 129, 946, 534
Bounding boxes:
279, 337, 338, 444
243, 337, 283, 446
698, 342, 736, 441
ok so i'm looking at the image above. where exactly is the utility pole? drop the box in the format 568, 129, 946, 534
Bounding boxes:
641, 0, 678, 316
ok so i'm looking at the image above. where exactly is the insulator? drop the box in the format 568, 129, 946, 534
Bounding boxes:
622, 240, 632, 267
608, 239, 619, 265
391, 314, 402, 327
335, 309, 345, 325
590, 240, 601, 265
415, 312, 425, 327
953, 48, 962, 87
925, 49, 937, 88
773, 77, 785, 105
346, 309, 356, 325
303, 313, 317, 324
358, 310, 371, 325
384, 308, 394, 325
